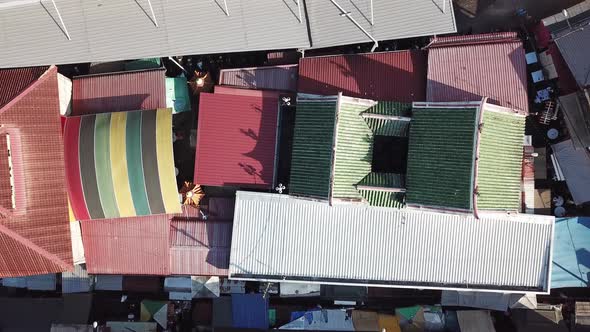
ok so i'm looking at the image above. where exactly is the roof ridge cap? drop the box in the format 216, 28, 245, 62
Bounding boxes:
0, 219, 72, 272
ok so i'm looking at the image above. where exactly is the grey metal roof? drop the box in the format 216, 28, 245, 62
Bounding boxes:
0, 0, 457, 67
0, 0, 310, 68
304, 0, 457, 49
229, 191, 555, 293
554, 23, 590, 88
62, 264, 92, 294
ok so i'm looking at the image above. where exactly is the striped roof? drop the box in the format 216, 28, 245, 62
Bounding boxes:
0, 66, 73, 277
426, 32, 528, 113
406, 101, 525, 212
64, 108, 180, 220
229, 191, 554, 293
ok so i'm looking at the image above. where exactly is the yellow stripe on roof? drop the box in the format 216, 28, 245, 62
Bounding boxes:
110, 112, 136, 217
156, 108, 181, 213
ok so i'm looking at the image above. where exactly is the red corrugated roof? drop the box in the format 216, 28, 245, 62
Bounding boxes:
298, 50, 427, 102
170, 204, 233, 276
428, 32, 520, 47
195, 90, 279, 188
427, 33, 529, 112
81, 203, 233, 276
0, 66, 73, 277
81, 214, 170, 275
72, 69, 166, 116
219, 65, 298, 92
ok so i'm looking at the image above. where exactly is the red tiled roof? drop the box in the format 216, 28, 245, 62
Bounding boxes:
297, 50, 427, 102
81, 214, 171, 275
194, 89, 280, 188
81, 202, 233, 276
72, 68, 166, 116
0, 66, 49, 110
427, 32, 529, 112
0, 66, 73, 277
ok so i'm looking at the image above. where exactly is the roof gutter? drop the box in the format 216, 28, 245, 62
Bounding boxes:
329, 0, 379, 52
472, 97, 487, 220
329, 92, 343, 206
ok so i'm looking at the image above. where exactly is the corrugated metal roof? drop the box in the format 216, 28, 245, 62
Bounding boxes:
476, 106, 525, 211
289, 97, 337, 198
62, 264, 92, 293
554, 25, 590, 87
0, 66, 73, 277
220, 65, 298, 92
71, 69, 166, 116
0, 0, 310, 68
81, 215, 170, 275
195, 91, 280, 188
304, 0, 456, 49
552, 217, 590, 288
94, 275, 123, 291
426, 33, 528, 113
547, 43, 579, 95
406, 104, 477, 210
229, 191, 554, 293
298, 50, 427, 102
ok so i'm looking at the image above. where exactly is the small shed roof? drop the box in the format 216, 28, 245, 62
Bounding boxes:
229, 191, 554, 293
551, 217, 590, 288
72, 69, 166, 116
195, 89, 280, 188
298, 50, 427, 102
554, 24, 590, 88
426, 32, 528, 113
551, 140, 590, 205
220, 65, 298, 92
0, 66, 73, 277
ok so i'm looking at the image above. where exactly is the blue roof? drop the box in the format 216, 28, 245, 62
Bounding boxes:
231, 294, 269, 329
552, 217, 590, 288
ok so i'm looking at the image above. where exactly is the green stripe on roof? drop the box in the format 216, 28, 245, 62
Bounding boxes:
364, 101, 412, 117
476, 110, 525, 211
289, 100, 336, 198
405, 107, 477, 210
126, 111, 151, 215
359, 190, 405, 208
358, 172, 405, 188
332, 101, 374, 199
94, 113, 120, 218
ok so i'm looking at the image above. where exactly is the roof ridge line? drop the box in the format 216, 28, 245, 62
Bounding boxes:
0, 66, 56, 115
0, 221, 72, 271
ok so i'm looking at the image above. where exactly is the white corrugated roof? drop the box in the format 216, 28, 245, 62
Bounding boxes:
229, 191, 555, 293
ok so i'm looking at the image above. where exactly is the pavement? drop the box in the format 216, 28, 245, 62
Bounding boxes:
453, 0, 587, 33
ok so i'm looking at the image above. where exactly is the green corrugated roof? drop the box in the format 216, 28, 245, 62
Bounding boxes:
364, 101, 412, 117
476, 110, 525, 210
358, 172, 405, 188
289, 100, 337, 198
405, 107, 477, 210
125, 58, 161, 71
332, 101, 374, 199
364, 118, 410, 136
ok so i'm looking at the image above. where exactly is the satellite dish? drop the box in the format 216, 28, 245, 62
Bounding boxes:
547, 128, 559, 140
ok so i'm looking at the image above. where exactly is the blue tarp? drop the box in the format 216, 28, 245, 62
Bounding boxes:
231, 294, 269, 329
552, 217, 590, 288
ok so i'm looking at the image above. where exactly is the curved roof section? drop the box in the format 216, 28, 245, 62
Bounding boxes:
0, 66, 73, 276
